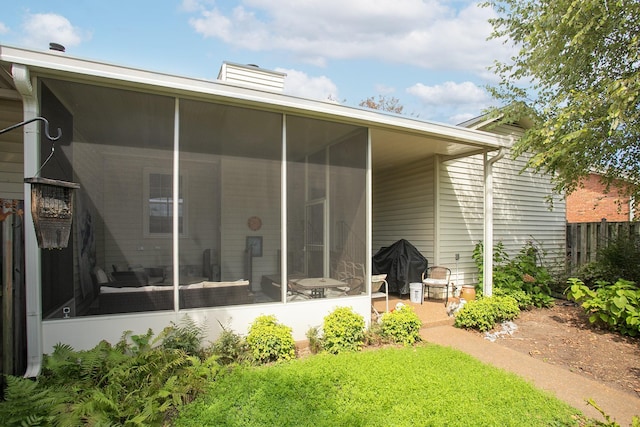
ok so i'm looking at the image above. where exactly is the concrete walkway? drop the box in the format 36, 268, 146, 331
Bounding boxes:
421, 324, 639, 426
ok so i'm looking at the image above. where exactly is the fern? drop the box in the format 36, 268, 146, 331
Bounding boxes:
2, 321, 218, 427
0, 375, 62, 426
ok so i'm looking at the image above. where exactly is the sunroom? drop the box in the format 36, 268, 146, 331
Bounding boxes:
0, 46, 512, 376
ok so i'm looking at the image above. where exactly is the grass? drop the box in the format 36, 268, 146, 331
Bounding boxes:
174, 344, 585, 426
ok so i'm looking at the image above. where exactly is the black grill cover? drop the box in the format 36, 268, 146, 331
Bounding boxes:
372, 239, 428, 295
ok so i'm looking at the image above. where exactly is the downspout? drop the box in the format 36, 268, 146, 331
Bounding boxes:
483, 147, 506, 297
12, 64, 44, 377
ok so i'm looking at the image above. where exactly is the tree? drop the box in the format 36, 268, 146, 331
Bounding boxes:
359, 95, 404, 114
483, 0, 640, 200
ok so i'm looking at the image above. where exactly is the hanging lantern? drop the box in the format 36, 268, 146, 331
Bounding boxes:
24, 177, 80, 249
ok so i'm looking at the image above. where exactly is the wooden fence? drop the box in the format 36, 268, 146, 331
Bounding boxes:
566, 219, 640, 272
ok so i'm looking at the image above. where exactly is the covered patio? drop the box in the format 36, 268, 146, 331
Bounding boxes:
371, 295, 455, 328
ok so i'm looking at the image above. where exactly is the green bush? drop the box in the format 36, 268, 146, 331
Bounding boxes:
322, 307, 365, 354
565, 278, 640, 337
0, 322, 220, 426
454, 296, 520, 332
473, 240, 555, 308
210, 323, 251, 365
380, 304, 422, 346
160, 316, 206, 357
597, 234, 640, 283
575, 234, 640, 287
246, 314, 296, 363
306, 326, 323, 354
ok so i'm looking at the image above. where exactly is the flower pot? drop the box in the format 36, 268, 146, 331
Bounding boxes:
460, 285, 476, 301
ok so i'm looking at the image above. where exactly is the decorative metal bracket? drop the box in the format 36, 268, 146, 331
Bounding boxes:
0, 116, 62, 141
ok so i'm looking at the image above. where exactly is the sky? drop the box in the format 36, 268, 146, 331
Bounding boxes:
0, 0, 515, 125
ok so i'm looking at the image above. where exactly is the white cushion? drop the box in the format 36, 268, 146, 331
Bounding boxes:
93, 267, 109, 284
423, 279, 448, 286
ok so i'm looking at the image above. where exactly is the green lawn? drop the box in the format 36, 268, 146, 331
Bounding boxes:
175, 344, 585, 426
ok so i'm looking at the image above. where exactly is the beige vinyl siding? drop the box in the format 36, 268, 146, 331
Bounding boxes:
372, 157, 434, 261
493, 152, 566, 272
439, 155, 484, 286
0, 98, 24, 199
440, 122, 566, 287
481, 123, 566, 273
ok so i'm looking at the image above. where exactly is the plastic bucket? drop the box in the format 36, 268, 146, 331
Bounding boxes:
409, 282, 423, 303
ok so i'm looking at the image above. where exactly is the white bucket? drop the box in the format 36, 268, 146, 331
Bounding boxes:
409, 282, 423, 303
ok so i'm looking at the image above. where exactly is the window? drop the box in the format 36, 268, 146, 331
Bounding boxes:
145, 170, 185, 236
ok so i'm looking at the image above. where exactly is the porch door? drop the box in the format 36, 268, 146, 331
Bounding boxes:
305, 199, 327, 277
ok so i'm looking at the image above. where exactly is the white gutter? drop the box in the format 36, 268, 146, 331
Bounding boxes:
0, 45, 509, 151
483, 147, 506, 297
12, 64, 43, 378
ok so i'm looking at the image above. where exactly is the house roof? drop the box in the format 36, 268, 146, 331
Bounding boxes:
0, 44, 511, 171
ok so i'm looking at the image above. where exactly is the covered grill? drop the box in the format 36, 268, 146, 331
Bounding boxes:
372, 239, 428, 295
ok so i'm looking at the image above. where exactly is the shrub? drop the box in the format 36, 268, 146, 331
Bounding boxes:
0, 324, 220, 427
454, 296, 520, 332
246, 314, 296, 363
322, 307, 365, 354
160, 316, 206, 357
364, 320, 386, 346
565, 278, 640, 337
575, 234, 640, 287
210, 323, 251, 365
473, 240, 555, 308
306, 326, 323, 354
380, 305, 422, 346
597, 234, 640, 284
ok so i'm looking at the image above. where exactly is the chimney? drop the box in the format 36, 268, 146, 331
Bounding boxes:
217, 61, 286, 93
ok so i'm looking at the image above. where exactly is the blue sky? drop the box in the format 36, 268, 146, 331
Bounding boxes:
0, 0, 514, 124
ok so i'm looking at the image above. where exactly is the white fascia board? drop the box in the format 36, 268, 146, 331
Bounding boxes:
0, 45, 509, 151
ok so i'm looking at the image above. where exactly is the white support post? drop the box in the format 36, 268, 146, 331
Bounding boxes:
483, 148, 505, 297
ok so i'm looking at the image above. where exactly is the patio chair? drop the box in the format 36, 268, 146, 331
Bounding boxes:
345, 262, 366, 295
371, 273, 389, 318
422, 266, 453, 306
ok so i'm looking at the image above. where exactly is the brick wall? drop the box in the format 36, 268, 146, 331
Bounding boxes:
566, 174, 635, 222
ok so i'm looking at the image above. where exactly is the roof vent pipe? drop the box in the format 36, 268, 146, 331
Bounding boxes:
49, 43, 65, 52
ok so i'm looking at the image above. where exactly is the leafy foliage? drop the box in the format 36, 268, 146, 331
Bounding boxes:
379, 305, 422, 346
0, 375, 61, 426
473, 240, 555, 308
483, 0, 640, 201
210, 322, 251, 365
454, 296, 520, 332
305, 326, 323, 354
0, 319, 220, 426
575, 233, 640, 287
565, 278, 640, 337
160, 316, 207, 357
595, 234, 640, 284
321, 306, 366, 354
246, 314, 296, 363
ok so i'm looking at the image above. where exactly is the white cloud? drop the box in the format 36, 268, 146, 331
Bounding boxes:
20, 13, 89, 49
407, 80, 495, 124
277, 68, 339, 102
375, 84, 396, 95
185, 0, 513, 75
407, 81, 490, 105
0, 22, 8, 34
